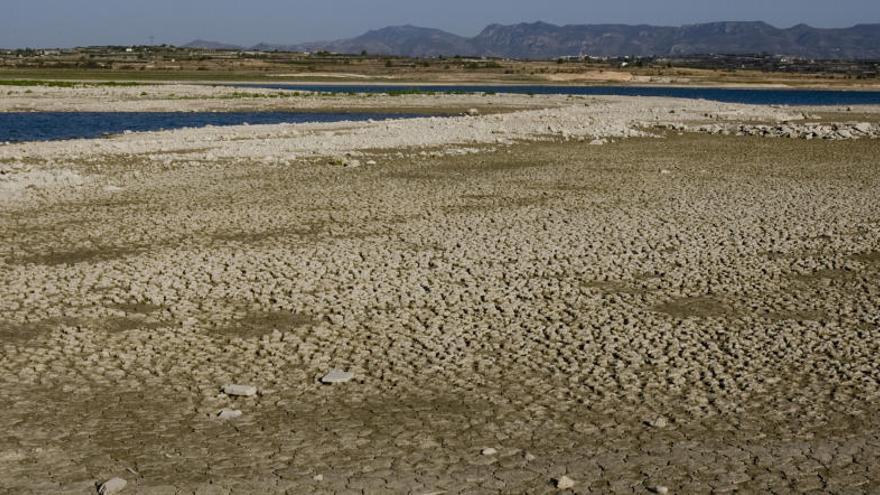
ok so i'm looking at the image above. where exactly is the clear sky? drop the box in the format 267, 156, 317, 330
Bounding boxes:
3, 0, 879, 48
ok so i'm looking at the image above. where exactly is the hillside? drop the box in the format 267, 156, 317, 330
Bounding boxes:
184, 21, 880, 59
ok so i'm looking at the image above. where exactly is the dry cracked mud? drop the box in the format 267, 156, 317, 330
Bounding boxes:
1, 90, 880, 494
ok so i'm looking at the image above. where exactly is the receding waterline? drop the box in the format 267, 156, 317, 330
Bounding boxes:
0, 112, 419, 143
242, 84, 880, 106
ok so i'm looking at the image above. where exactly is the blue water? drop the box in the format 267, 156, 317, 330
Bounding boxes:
4, 87, 878, 143
246, 84, 880, 106
0, 111, 417, 143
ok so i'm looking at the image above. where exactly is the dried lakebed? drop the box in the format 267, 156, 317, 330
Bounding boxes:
1, 92, 880, 494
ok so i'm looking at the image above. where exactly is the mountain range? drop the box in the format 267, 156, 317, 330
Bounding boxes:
183, 21, 880, 60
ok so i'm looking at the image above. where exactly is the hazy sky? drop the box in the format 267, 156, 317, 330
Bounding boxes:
3, 0, 879, 48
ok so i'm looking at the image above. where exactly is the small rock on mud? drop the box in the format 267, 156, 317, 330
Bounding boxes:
222, 384, 257, 397
320, 369, 354, 384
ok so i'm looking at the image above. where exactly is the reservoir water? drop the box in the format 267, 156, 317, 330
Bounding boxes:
4, 86, 879, 143
248, 84, 880, 106
0, 111, 417, 143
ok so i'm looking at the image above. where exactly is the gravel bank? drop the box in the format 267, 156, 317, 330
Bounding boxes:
0, 83, 566, 113
0, 95, 805, 178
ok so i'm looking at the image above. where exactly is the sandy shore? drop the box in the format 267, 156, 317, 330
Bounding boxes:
1, 89, 880, 494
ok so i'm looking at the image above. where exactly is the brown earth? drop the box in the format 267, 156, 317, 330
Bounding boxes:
1, 123, 879, 494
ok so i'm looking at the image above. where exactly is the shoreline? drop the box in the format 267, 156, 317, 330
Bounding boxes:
3, 74, 880, 92
2, 83, 880, 116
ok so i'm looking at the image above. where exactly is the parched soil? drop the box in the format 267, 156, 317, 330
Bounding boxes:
1, 114, 880, 494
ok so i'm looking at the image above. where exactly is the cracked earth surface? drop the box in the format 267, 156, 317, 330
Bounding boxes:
1, 93, 879, 494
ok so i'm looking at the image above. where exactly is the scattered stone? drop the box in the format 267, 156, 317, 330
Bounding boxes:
681, 121, 879, 141
649, 485, 670, 494
524, 452, 537, 462
647, 416, 669, 428
418, 437, 441, 449
320, 369, 354, 384
98, 477, 127, 495
366, 160, 377, 166
217, 408, 242, 420
854, 122, 873, 134
344, 159, 362, 168
589, 138, 607, 146
467, 108, 480, 116
222, 384, 257, 397
313, 474, 324, 482
556, 475, 576, 490
481, 447, 498, 456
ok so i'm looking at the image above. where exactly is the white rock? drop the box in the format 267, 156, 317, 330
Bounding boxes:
320, 369, 354, 384
481, 447, 497, 456
98, 477, 127, 495
217, 408, 242, 420
313, 474, 324, 482
648, 416, 669, 428
854, 122, 873, 134
649, 485, 670, 494
524, 452, 537, 461
222, 384, 257, 397
556, 475, 576, 490
467, 108, 480, 116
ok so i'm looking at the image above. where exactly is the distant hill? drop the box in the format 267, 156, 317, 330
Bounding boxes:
183, 21, 880, 59
469, 21, 880, 59
296, 25, 475, 58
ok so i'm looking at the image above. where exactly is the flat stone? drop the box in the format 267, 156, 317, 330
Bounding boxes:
320, 369, 354, 384
556, 475, 576, 490
217, 408, 242, 420
98, 477, 127, 495
222, 384, 257, 397
481, 447, 498, 456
